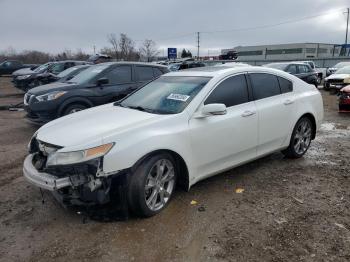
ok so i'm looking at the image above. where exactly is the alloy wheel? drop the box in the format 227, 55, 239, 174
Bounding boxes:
144, 159, 175, 211
293, 119, 312, 155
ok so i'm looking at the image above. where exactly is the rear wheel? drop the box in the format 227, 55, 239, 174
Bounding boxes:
127, 153, 177, 217
283, 117, 313, 158
62, 104, 88, 116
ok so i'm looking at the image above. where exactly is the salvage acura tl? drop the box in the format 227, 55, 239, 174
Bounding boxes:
23, 66, 323, 217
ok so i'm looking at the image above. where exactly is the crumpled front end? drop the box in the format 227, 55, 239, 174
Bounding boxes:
23, 137, 128, 209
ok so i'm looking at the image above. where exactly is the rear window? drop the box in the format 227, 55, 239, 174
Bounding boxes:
278, 77, 293, 93
136, 66, 154, 81
250, 73, 281, 100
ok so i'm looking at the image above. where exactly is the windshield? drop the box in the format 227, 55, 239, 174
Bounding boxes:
57, 66, 79, 78
264, 63, 288, 70
334, 62, 350, 69
119, 76, 211, 114
34, 62, 52, 73
335, 66, 350, 74
168, 64, 181, 71
68, 64, 109, 85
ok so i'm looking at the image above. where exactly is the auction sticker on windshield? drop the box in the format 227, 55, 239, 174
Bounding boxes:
167, 93, 190, 102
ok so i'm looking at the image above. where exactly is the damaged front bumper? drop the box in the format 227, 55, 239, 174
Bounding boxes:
23, 154, 72, 190
23, 152, 129, 210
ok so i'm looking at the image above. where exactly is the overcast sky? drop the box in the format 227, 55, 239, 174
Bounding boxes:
0, 0, 349, 56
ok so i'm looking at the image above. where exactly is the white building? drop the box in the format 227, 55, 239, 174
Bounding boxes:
222, 43, 343, 61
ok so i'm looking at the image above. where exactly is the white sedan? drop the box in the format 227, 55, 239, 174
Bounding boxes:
24, 66, 323, 217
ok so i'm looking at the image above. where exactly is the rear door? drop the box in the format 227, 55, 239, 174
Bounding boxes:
189, 74, 258, 179
91, 65, 133, 104
248, 73, 296, 156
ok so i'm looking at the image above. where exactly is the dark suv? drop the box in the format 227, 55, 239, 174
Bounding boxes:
13, 60, 88, 91
264, 62, 318, 87
24, 62, 169, 124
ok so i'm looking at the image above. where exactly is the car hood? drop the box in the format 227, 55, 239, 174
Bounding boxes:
28, 82, 78, 95
326, 74, 350, 80
36, 104, 161, 148
12, 68, 33, 76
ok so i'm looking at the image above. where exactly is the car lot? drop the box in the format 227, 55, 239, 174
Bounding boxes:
0, 76, 350, 261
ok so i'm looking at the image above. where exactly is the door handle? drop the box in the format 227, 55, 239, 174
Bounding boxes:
283, 99, 294, 105
241, 111, 256, 117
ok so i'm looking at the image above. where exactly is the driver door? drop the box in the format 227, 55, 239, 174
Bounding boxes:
92, 65, 134, 104
188, 74, 258, 181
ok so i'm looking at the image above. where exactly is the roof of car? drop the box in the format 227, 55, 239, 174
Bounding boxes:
95, 61, 168, 69
166, 65, 264, 77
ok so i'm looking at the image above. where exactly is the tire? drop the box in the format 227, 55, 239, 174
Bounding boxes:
282, 117, 313, 158
62, 104, 88, 116
127, 153, 177, 217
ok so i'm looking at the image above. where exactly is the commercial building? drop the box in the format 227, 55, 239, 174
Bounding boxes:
221, 43, 345, 62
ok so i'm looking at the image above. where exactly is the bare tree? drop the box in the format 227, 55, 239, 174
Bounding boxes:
119, 33, 135, 61
140, 39, 159, 62
107, 33, 119, 60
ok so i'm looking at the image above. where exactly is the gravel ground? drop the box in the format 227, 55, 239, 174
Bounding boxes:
0, 76, 349, 262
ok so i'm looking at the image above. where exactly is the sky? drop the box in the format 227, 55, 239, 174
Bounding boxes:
0, 0, 349, 56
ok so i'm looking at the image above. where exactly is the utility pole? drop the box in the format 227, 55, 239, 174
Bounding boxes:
93, 45, 96, 54
345, 8, 349, 45
196, 32, 200, 60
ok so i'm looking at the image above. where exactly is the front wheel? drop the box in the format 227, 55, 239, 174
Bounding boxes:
62, 104, 88, 116
127, 153, 177, 217
283, 117, 313, 158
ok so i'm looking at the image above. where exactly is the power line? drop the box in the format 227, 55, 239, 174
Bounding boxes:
201, 8, 348, 34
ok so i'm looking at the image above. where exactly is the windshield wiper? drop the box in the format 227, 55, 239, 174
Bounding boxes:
127, 105, 149, 112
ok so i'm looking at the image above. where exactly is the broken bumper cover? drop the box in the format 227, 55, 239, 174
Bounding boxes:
23, 154, 72, 191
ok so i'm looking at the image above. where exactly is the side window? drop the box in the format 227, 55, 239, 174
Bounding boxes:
303, 65, 311, 73
298, 65, 308, 73
153, 67, 163, 78
204, 74, 249, 107
278, 77, 293, 93
136, 66, 154, 81
250, 73, 281, 100
104, 66, 132, 84
287, 65, 297, 74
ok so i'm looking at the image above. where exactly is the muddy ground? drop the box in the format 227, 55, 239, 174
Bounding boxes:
0, 76, 349, 262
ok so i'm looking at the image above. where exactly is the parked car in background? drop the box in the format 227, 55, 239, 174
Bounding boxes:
218, 50, 238, 60
13, 60, 88, 91
326, 62, 350, 76
264, 62, 318, 87
323, 66, 350, 91
168, 61, 206, 71
339, 85, 350, 112
214, 62, 251, 68
88, 54, 112, 64
23, 66, 323, 217
33, 64, 91, 86
0, 60, 38, 76
24, 62, 169, 124
297, 61, 326, 84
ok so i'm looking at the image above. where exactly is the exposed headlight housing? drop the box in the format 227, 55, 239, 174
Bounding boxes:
46, 143, 114, 166
344, 78, 350, 84
36, 91, 67, 102
18, 74, 31, 80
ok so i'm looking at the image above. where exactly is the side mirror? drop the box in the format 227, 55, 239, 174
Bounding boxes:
96, 78, 109, 86
195, 103, 227, 118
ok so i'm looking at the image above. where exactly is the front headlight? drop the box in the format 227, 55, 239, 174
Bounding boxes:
344, 78, 350, 84
36, 91, 67, 102
18, 74, 31, 80
46, 143, 114, 166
